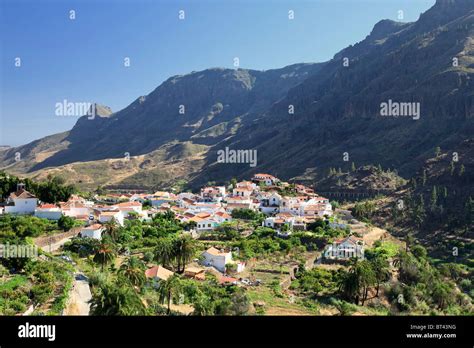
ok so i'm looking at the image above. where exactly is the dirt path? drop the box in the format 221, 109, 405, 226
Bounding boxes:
64, 273, 92, 315
46, 236, 74, 253
363, 226, 387, 247
34, 228, 81, 253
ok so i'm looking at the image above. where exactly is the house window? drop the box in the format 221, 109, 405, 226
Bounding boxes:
208, 224, 211, 227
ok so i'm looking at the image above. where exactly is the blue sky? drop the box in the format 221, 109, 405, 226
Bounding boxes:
0, 0, 435, 146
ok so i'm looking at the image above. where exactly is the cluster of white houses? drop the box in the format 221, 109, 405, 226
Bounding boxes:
1, 175, 333, 235
1, 175, 360, 266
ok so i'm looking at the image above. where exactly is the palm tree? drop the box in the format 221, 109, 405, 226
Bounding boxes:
104, 218, 119, 242
90, 281, 146, 315
175, 235, 197, 273
339, 259, 362, 304
358, 260, 376, 305
339, 258, 376, 305
154, 237, 176, 268
118, 256, 146, 288
93, 242, 116, 272
370, 255, 391, 297
157, 274, 182, 315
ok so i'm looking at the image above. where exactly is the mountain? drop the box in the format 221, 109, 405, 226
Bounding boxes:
1, 0, 473, 192
197, 0, 474, 187
370, 139, 474, 262
0, 63, 323, 189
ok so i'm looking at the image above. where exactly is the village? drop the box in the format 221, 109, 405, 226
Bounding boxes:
0, 171, 400, 316
0, 173, 371, 264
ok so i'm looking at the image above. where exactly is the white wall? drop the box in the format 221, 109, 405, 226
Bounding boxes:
35, 210, 62, 220
202, 252, 231, 273
81, 228, 103, 239
5, 198, 37, 214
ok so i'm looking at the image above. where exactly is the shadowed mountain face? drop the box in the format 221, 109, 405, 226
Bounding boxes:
0, 63, 323, 174
1, 0, 473, 190
195, 0, 474, 187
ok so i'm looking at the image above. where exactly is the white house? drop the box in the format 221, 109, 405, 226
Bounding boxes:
252, 173, 279, 186
259, 192, 281, 215
4, 184, 38, 214
35, 204, 62, 220
232, 186, 253, 198
98, 210, 124, 226
212, 211, 232, 224
200, 186, 226, 202
80, 224, 105, 239
191, 214, 219, 232
201, 247, 233, 273
323, 236, 364, 261
226, 196, 252, 205
60, 202, 90, 219
112, 201, 143, 218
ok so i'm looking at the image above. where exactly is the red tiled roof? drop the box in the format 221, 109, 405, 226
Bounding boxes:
114, 201, 142, 207
145, 265, 174, 280
218, 276, 238, 285
10, 189, 36, 200
38, 203, 57, 209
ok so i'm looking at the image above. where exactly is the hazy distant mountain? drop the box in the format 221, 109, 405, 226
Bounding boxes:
0, 0, 473, 191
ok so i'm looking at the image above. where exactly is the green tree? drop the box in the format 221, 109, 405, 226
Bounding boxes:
93, 242, 116, 272
58, 215, 75, 231
90, 282, 146, 315
434, 146, 441, 158
157, 274, 182, 315
118, 256, 146, 288
153, 237, 176, 269
103, 218, 119, 242
174, 235, 197, 273
370, 255, 391, 297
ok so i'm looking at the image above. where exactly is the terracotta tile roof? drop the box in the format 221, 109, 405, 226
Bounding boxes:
145, 265, 174, 280
204, 247, 229, 257
215, 211, 231, 218
253, 174, 274, 178
185, 267, 205, 274
113, 201, 142, 207
196, 212, 211, 218
38, 203, 57, 209
100, 211, 120, 216
218, 276, 238, 285
10, 189, 36, 200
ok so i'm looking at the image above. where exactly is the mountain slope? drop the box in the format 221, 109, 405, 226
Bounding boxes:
0, 63, 323, 182
195, 0, 474, 187
1, 0, 473, 192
